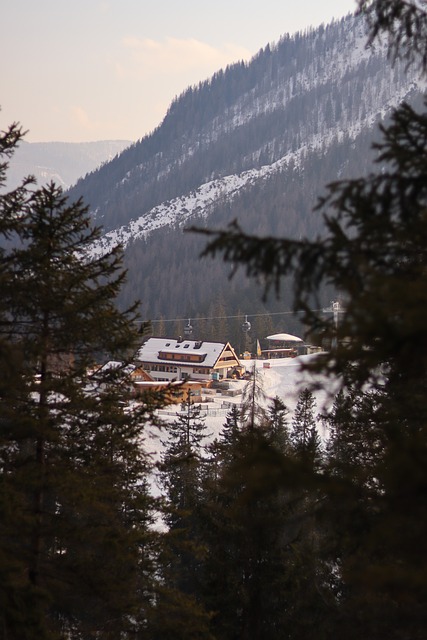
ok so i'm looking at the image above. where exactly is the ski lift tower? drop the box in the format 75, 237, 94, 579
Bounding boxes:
322, 300, 343, 349
184, 318, 193, 338
242, 315, 251, 334
241, 314, 251, 357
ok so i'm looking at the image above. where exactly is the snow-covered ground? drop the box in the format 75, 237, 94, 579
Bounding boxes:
143, 354, 336, 469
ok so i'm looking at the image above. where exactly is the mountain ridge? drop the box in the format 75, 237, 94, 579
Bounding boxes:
65, 13, 427, 340
72, 14, 425, 234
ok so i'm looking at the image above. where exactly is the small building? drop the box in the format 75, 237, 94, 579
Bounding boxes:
262, 332, 305, 359
129, 366, 154, 383
91, 361, 203, 404
136, 337, 243, 382
133, 379, 203, 404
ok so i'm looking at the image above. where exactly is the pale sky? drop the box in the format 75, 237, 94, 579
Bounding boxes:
1, 0, 356, 143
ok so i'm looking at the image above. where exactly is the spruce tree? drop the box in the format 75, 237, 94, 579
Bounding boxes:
195, 387, 331, 639
216, 404, 242, 467
291, 388, 322, 469
195, 8, 427, 634
198, 94, 427, 639
198, 430, 286, 639
0, 132, 161, 638
157, 392, 212, 627
160, 392, 210, 529
266, 395, 291, 454
318, 388, 386, 637
323, 387, 383, 486
240, 362, 267, 430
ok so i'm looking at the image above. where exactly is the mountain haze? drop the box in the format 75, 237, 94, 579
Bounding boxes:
68, 13, 426, 342
8, 140, 131, 190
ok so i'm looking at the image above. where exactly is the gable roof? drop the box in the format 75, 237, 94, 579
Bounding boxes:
136, 337, 237, 368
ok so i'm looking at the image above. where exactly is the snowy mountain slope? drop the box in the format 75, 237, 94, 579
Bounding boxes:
87, 71, 424, 260
78, 13, 425, 245
68, 13, 427, 323
184, 17, 374, 153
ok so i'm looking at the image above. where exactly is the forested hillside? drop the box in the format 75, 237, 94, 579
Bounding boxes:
68, 12, 426, 337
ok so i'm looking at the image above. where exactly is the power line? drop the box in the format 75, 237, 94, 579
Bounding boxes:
138, 309, 308, 326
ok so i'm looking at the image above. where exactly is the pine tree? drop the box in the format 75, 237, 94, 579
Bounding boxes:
194, 387, 331, 639
0, 134, 161, 638
221, 403, 241, 441
160, 395, 209, 528
199, 421, 333, 639
157, 393, 211, 610
192, 6, 427, 637
146, 395, 214, 639
323, 387, 383, 485
198, 429, 285, 639
291, 388, 322, 469
317, 388, 387, 637
216, 404, 242, 466
358, 0, 427, 70
266, 395, 291, 454
240, 363, 267, 430
198, 94, 427, 639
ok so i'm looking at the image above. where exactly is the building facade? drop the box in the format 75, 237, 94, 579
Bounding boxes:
136, 337, 243, 382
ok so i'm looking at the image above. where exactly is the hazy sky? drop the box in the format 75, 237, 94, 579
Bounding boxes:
1, 0, 356, 143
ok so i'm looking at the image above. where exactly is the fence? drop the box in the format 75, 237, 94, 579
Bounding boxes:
157, 402, 243, 418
